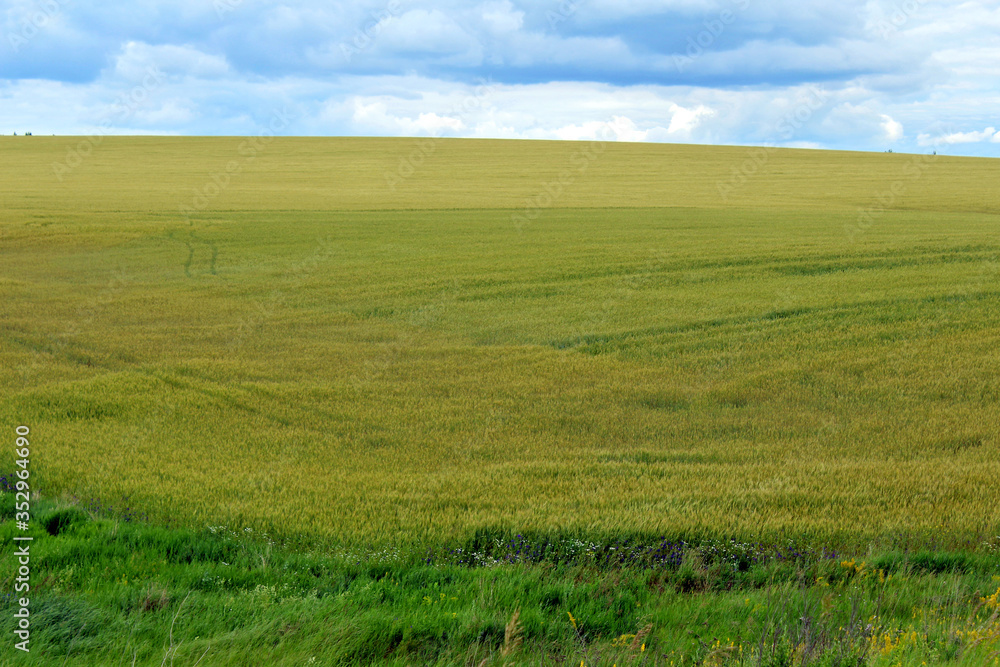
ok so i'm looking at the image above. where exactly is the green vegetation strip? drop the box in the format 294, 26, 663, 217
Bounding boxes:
2, 493, 999, 665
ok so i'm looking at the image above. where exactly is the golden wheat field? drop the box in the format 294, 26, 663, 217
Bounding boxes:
2, 136, 999, 546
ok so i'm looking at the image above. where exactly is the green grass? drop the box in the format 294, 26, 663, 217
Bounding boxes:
1, 494, 999, 665
1, 136, 999, 663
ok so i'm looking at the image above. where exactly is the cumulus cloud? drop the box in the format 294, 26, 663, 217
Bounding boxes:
352, 99, 466, 135
667, 103, 715, 135
880, 114, 903, 142
0, 0, 997, 157
918, 127, 1000, 145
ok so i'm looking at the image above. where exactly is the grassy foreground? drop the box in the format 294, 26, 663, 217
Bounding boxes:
1, 493, 999, 665
1, 136, 999, 663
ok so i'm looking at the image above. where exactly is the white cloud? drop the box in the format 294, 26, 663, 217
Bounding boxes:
667, 103, 715, 135
136, 100, 196, 125
352, 99, 466, 135
918, 126, 999, 145
821, 102, 913, 147
551, 116, 658, 142
607, 116, 652, 142
552, 119, 616, 141
880, 114, 903, 141
480, 0, 524, 33
112, 42, 231, 80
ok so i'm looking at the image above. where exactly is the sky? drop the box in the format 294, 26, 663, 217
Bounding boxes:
1, 0, 998, 156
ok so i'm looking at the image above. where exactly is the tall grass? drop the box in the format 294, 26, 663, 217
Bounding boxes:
1, 495, 998, 665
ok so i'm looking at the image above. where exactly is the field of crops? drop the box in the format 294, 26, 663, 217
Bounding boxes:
2, 136, 1000, 549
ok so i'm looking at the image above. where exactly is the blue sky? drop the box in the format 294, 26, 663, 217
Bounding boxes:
1, 0, 998, 155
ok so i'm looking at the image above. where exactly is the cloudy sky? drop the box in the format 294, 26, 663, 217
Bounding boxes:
1, 0, 998, 155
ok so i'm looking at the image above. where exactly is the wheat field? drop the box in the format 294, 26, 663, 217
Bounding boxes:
2, 136, 999, 547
